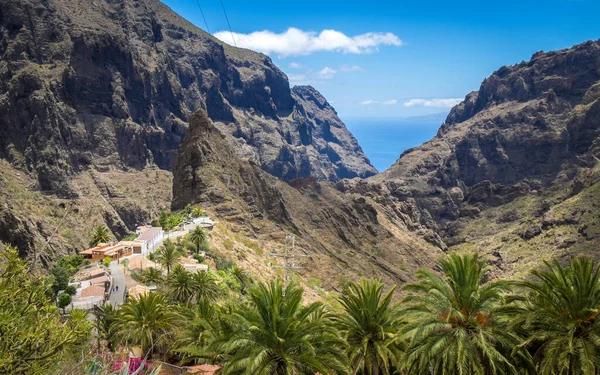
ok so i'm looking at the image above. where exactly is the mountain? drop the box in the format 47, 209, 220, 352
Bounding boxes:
0, 0, 374, 259
361, 40, 600, 276
171, 110, 441, 291
0, 0, 374, 195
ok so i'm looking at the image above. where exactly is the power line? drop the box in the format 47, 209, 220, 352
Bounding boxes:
195, 0, 211, 34
219, 0, 238, 48
269, 235, 311, 295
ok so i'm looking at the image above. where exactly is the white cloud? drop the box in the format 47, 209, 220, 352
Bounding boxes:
360, 100, 377, 105
340, 64, 363, 72
316, 66, 337, 79
288, 62, 304, 69
382, 99, 398, 105
214, 27, 402, 57
403, 98, 463, 108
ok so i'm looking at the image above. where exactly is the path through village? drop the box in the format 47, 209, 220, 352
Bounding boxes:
109, 218, 214, 306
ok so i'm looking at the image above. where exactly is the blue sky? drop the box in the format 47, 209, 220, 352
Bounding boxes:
162, 0, 600, 119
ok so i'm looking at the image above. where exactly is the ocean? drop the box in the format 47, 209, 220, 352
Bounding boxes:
344, 117, 443, 173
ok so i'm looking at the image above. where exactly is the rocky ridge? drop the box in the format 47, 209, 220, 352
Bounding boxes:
171, 110, 442, 289
341, 40, 600, 275
0, 0, 375, 198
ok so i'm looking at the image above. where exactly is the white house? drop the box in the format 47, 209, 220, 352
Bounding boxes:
135, 226, 164, 255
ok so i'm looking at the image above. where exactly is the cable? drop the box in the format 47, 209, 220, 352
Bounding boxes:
219, 0, 238, 48
195, 0, 211, 34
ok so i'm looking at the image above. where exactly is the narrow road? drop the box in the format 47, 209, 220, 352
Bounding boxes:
151, 220, 214, 254
109, 260, 126, 307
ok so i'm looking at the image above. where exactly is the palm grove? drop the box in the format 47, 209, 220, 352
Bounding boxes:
2, 240, 600, 374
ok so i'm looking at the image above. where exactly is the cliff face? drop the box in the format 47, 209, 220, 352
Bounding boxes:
374, 40, 600, 225
0, 0, 375, 198
172, 111, 441, 289
355, 40, 600, 276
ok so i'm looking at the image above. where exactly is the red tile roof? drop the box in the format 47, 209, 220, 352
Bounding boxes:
81, 285, 106, 298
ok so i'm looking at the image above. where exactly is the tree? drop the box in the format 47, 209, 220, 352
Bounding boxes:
191, 206, 205, 218
50, 254, 84, 294
64, 285, 77, 295
0, 244, 91, 373
517, 257, 600, 375
94, 303, 119, 351
89, 225, 112, 247
140, 267, 163, 286
168, 265, 196, 304
58, 293, 72, 312
115, 293, 182, 359
230, 266, 253, 293
209, 279, 348, 375
335, 279, 404, 375
191, 270, 220, 303
156, 240, 182, 274
188, 227, 208, 255
401, 253, 529, 375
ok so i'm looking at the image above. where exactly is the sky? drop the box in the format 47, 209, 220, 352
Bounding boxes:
161, 0, 600, 120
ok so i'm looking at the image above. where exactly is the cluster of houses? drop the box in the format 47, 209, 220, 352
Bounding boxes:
65, 217, 215, 310
68, 266, 112, 310
79, 226, 164, 261
62, 226, 164, 310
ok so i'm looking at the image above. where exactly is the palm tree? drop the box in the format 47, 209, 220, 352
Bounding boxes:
401, 253, 529, 375
156, 240, 182, 275
335, 279, 404, 375
140, 267, 163, 286
231, 266, 253, 293
209, 279, 348, 375
89, 225, 112, 247
191, 206, 205, 218
168, 265, 195, 304
94, 304, 119, 351
115, 293, 181, 358
517, 257, 600, 375
191, 270, 220, 303
176, 299, 239, 365
188, 227, 207, 254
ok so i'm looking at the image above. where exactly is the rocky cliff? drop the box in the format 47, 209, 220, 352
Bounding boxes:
171, 110, 441, 290
0, 0, 375, 261
355, 40, 600, 276
0, 0, 375, 198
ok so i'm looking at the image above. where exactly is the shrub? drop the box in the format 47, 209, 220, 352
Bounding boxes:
64, 286, 77, 295
58, 293, 72, 311
102, 257, 111, 267
192, 254, 204, 263
216, 258, 234, 271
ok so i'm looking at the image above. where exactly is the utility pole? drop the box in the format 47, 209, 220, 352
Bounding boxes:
269, 235, 311, 295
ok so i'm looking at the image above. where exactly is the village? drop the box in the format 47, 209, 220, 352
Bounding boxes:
61, 213, 215, 311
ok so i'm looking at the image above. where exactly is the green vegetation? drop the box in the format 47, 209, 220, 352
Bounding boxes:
89, 224, 112, 247
50, 254, 84, 294
188, 226, 208, 255
138, 267, 164, 286
402, 253, 528, 374
114, 293, 182, 359
155, 239, 184, 274
58, 293, 72, 312
156, 209, 186, 233
0, 245, 91, 374
191, 205, 205, 218
6, 239, 600, 374
335, 279, 403, 375
517, 257, 600, 374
